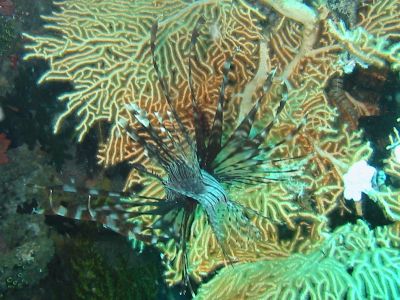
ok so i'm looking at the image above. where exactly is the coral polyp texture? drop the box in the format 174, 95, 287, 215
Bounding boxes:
23, 0, 260, 144
195, 220, 400, 300
24, 0, 400, 296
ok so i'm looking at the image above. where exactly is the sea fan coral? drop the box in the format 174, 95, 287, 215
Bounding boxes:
23, 0, 400, 295
37, 17, 305, 292
195, 220, 400, 300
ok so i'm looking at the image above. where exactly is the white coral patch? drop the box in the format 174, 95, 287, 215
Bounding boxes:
343, 160, 376, 201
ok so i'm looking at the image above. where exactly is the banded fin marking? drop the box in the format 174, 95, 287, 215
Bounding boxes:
211, 72, 275, 171
252, 82, 288, 146
41, 183, 179, 244
204, 54, 234, 168
126, 102, 180, 164
150, 21, 195, 153
212, 80, 293, 179
188, 16, 207, 162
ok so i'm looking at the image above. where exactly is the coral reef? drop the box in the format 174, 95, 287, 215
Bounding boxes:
0, 145, 55, 298
369, 126, 400, 221
0, 146, 136, 299
22, 0, 400, 297
195, 220, 400, 299
327, 0, 359, 28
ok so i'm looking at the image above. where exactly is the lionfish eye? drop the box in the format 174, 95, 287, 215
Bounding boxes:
131, 183, 144, 193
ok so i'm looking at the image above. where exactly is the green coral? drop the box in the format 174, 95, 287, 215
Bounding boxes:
195, 220, 400, 300
197, 251, 358, 299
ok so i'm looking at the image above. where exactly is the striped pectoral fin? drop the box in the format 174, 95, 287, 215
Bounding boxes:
48, 198, 94, 221
220, 93, 265, 152
251, 82, 289, 147
48, 196, 170, 244
199, 201, 245, 263
212, 72, 277, 171
205, 211, 235, 262
203, 54, 234, 167
212, 139, 259, 175
85, 202, 174, 245
261, 116, 306, 154
43, 184, 129, 219
188, 16, 207, 160
212, 202, 263, 253
213, 117, 306, 182
150, 20, 194, 151
44, 185, 137, 224
47, 192, 129, 224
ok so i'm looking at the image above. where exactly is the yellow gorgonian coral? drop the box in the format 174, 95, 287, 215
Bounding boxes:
24, 0, 261, 149
24, 0, 267, 191
24, 0, 400, 290
329, 0, 400, 71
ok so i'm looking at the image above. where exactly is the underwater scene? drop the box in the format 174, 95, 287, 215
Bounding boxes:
0, 0, 400, 299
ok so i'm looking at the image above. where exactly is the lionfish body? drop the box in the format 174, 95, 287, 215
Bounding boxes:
39, 17, 303, 287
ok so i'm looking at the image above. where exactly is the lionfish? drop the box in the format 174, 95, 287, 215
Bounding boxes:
35, 17, 303, 291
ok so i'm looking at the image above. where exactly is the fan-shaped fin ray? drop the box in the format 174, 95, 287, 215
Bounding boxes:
252, 82, 288, 146
211, 73, 277, 171
36, 184, 182, 244
212, 81, 292, 179
220, 71, 275, 152
118, 117, 170, 169
188, 16, 207, 163
204, 54, 234, 168
151, 21, 195, 153
215, 117, 306, 182
123, 103, 177, 165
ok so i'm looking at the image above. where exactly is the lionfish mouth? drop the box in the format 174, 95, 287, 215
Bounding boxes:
36, 16, 305, 292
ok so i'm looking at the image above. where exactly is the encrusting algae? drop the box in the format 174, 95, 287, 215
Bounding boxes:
23, 0, 400, 298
